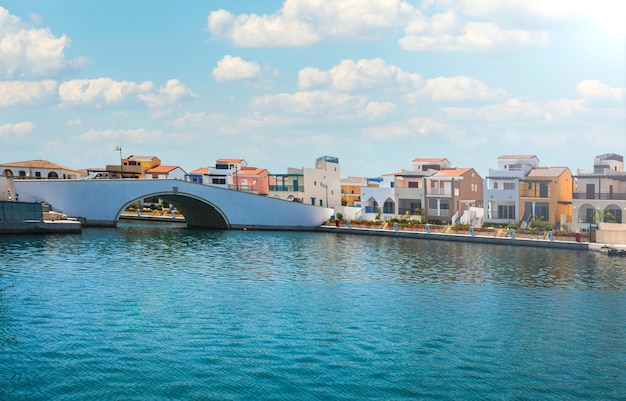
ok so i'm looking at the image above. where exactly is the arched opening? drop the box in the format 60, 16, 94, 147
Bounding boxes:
116, 193, 230, 229
48, 171, 59, 179
603, 204, 623, 223
2, 169, 13, 177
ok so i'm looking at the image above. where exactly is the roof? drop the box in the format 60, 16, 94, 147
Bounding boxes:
431, 168, 472, 177
412, 157, 448, 163
216, 158, 245, 164
341, 176, 368, 184
238, 167, 268, 175
527, 167, 569, 177
145, 165, 183, 174
127, 155, 159, 161
190, 167, 208, 175
0, 159, 78, 172
497, 155, 538, 160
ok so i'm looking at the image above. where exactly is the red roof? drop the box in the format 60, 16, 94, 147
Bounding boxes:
145, 165, 180, 174
432, 168, 472, 177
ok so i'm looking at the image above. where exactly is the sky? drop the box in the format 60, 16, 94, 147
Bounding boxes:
0, 0, 625, 178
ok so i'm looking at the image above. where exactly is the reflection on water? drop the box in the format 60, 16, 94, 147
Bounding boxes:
1, 227, 625, 400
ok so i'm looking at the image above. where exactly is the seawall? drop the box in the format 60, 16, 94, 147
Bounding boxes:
317, 225, 597, 251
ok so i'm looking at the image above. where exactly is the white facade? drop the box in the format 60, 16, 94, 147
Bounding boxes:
484, 155, 540, 225
572, 153, 626, 232
269, 156, 341, 211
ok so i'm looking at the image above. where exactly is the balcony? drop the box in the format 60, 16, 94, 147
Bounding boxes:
426, 188, 452, 196
269, 185, 305, 192
427, 208, 449, 217
572, 192, 626, 200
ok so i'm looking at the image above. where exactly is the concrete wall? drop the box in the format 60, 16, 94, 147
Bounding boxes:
596, 222, 626, 244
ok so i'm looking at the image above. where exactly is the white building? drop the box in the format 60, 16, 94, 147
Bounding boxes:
573, 153, 626, 232
483, 155, 540, 225
268, 156, 341, 210
0, 160, 81, 180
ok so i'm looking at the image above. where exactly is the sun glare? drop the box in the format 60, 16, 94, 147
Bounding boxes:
573, 0, 626, 39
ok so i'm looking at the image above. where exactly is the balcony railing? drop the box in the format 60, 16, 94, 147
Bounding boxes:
427, 209, 449, 217
572, 192, 626, 200
426, 188, 452, 196
269, 185, 304, 192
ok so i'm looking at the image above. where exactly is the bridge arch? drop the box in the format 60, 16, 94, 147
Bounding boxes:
116, 191, 230, 228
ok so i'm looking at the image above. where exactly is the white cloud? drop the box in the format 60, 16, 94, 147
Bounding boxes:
400, 21, 550, 51
576, 80, 626, 101
408, 117, 448, 134
0, 7, 87, 78
58, 78, 194, 109
137, 79, 196, 108
252, 90, 367, 115
207, 0, 414, 47
0, 121, 35, 136
0, 80, 57, 106
58, 78, 152, 106
360, 124, 414, 140
361, 101, 396, 120
213, 55, 261, 82
73, 128, 166, 142
406, 76, 506, 102
443, 98, 587, 122
298, 58, 421, 91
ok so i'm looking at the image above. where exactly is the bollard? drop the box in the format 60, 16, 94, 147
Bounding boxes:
548, 231, 553, 241
509, 228, 514, 239
469, 226, 474, 236
347, 220, 351, 229
425, 223, 430, 233
136, 208, 140, 217
393, 222, 398, 232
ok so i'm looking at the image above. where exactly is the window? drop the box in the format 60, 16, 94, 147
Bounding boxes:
35, 172, 41, 178
212, 178, 226, 185
19, 170, 26, 177
504, 183, 515, 190
408, 181, 419, 188
494, 182, 498, 189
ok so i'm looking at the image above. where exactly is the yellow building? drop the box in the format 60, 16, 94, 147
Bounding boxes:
519, 166, 573, 228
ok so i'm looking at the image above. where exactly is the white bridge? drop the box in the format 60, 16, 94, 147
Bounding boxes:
13, 179, 333, 230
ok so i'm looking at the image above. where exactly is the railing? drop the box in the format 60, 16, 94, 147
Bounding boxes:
427, 209, 449, 217
426, 189, 452, 196
572, 192, 626, 200
269, 185, 304, 192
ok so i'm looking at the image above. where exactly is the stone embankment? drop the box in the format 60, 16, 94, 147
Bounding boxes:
319, 221, 625, 254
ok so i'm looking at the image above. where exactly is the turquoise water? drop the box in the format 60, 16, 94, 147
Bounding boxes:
1, 224, 625, 400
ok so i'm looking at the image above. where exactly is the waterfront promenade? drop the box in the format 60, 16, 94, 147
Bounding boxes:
318, 222, 626, 253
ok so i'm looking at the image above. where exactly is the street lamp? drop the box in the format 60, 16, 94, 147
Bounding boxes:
115, 146, 123, 179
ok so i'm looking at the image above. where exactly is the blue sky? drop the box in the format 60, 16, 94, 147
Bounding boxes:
1, 0, 624, 178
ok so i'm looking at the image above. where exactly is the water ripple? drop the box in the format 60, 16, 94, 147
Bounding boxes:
1, 227, 625, 400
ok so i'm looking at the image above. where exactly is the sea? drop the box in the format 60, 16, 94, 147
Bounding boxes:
1, 221, 625, 400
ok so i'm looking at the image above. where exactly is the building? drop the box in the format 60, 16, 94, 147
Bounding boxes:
573, 153, 625, 232
268, 156, 341, 210
104, 155, 162, 179
394, 158, 451, 217
484, 155, 540, 226
145, 165, 187, 180
340, 176, 368, 206
0, 159, 81, 180
186, 159, 270, 195
520, 166, 573, 229
425, 167, 483, 224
